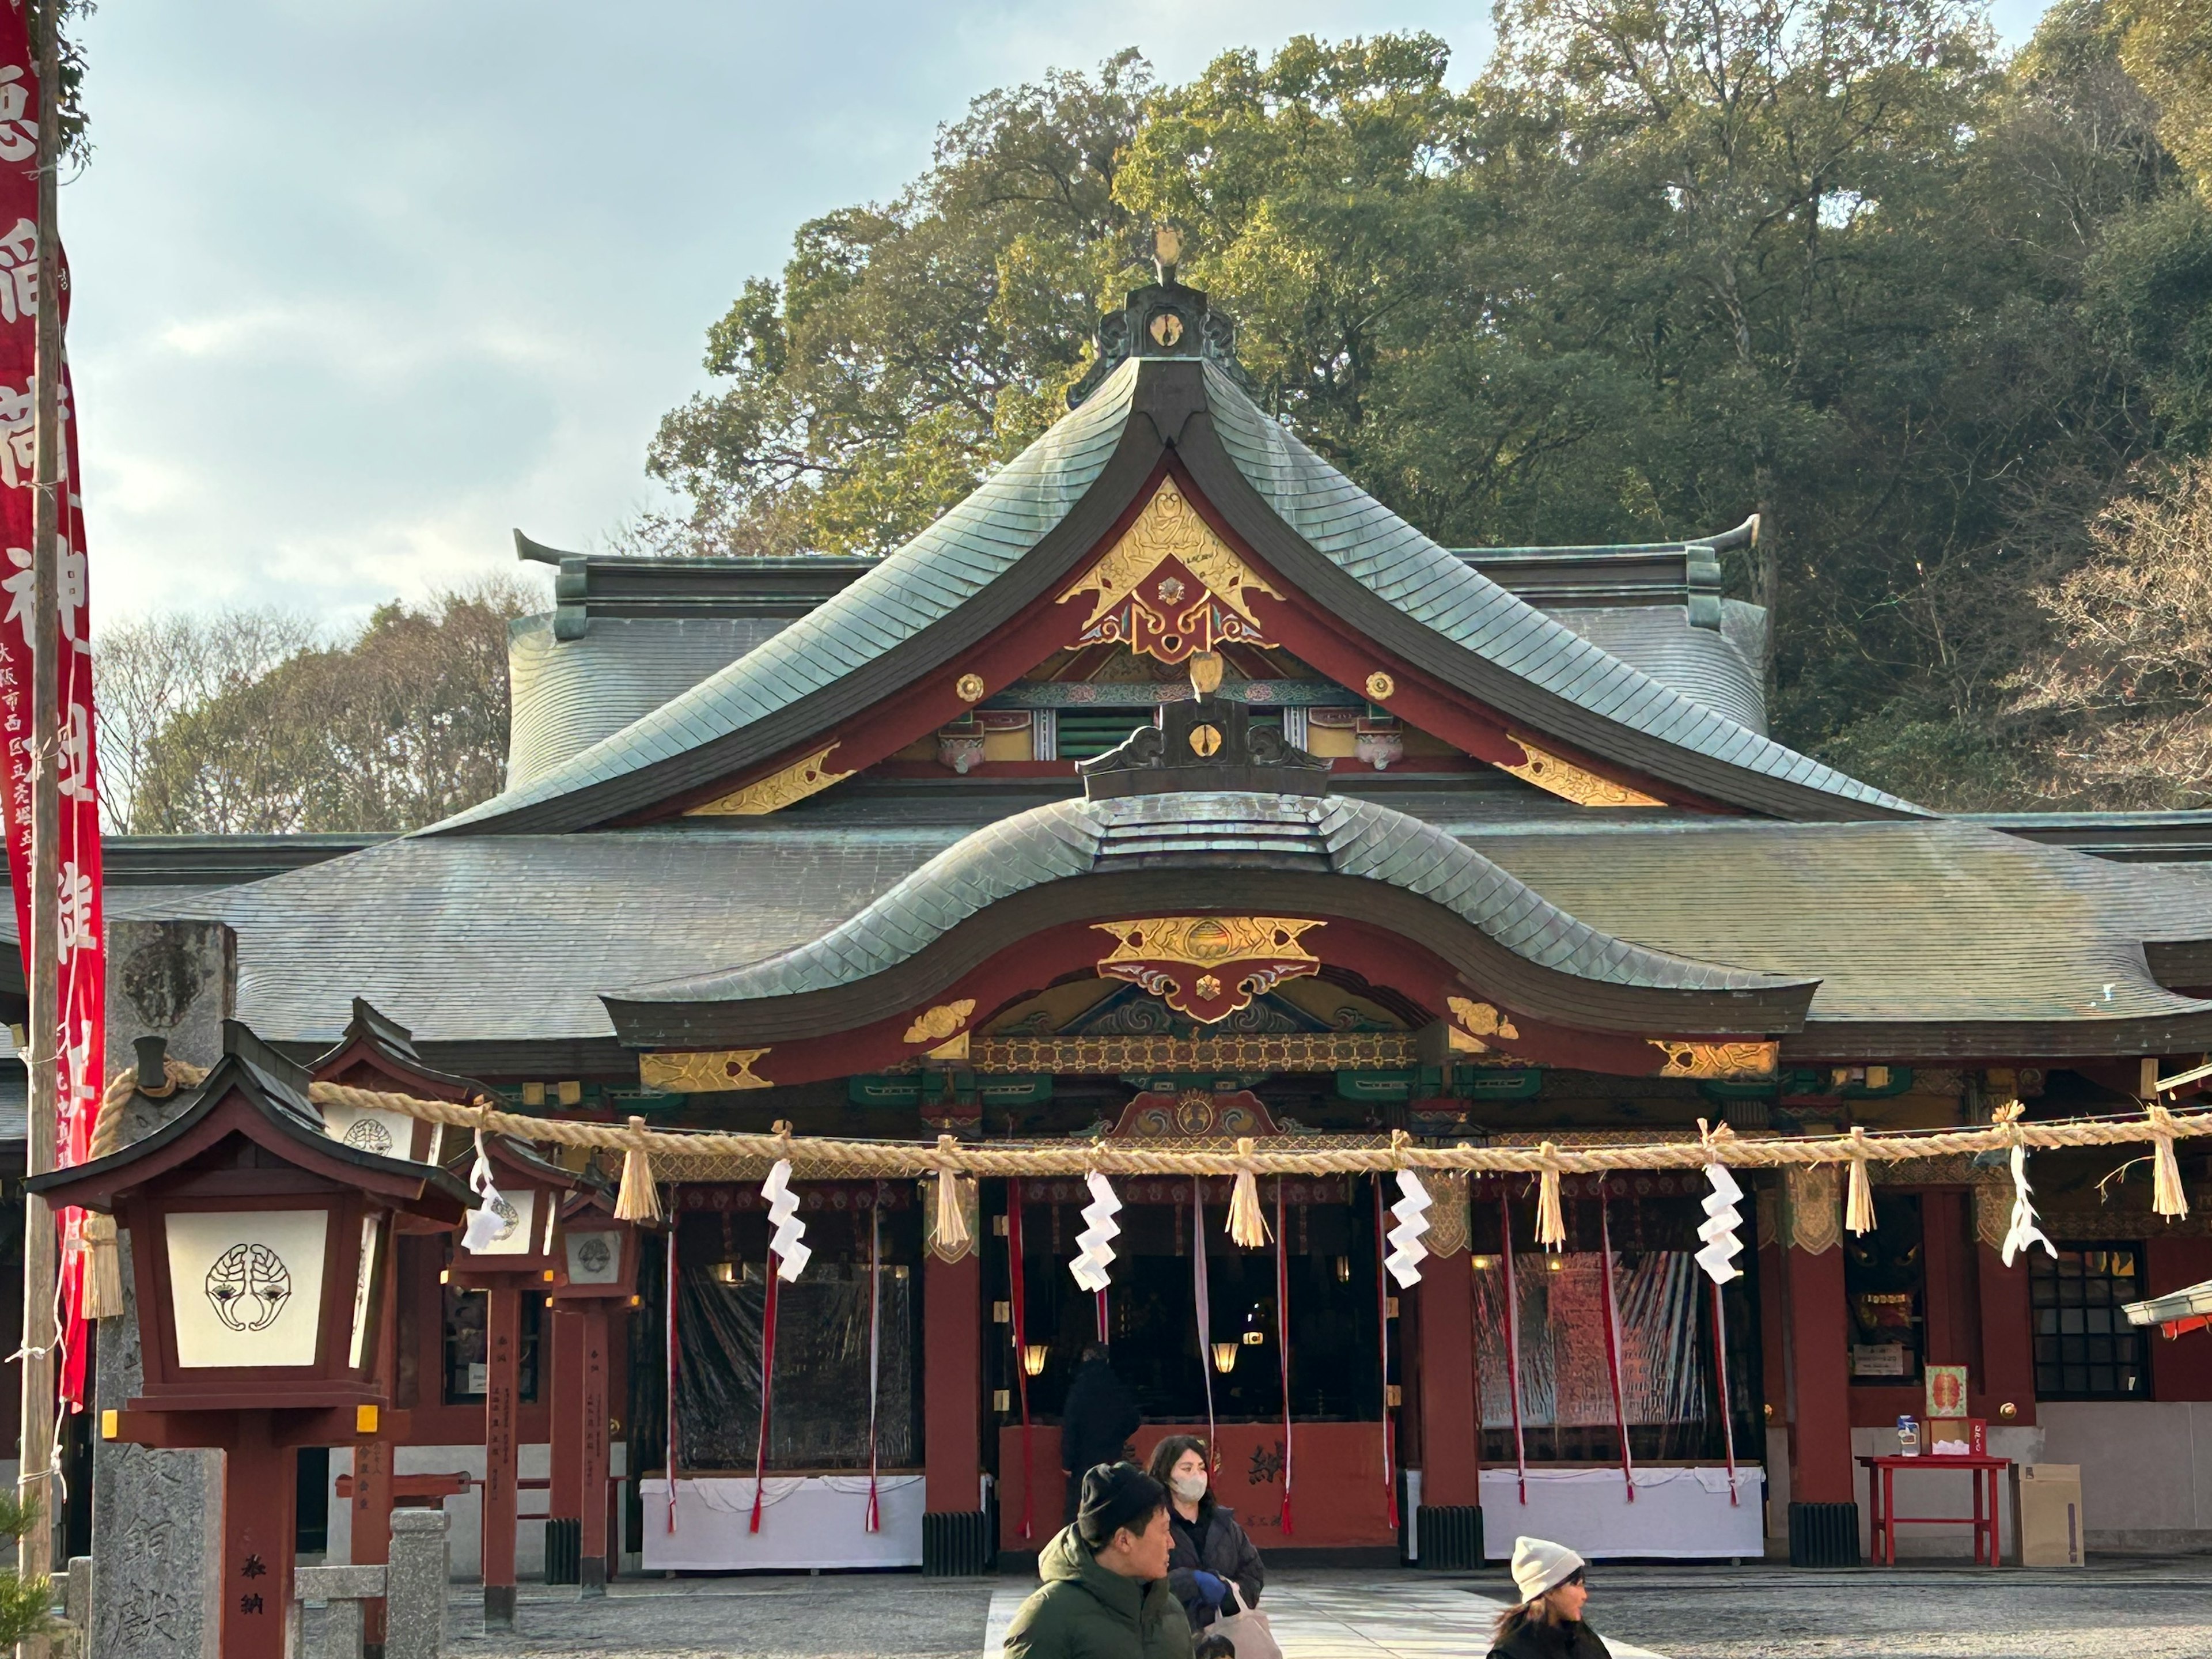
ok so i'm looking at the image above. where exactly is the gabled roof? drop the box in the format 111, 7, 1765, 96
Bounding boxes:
432, 328, 1918, 835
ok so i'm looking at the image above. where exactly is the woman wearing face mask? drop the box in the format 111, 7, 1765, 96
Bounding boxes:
1145, 1435, 1264, 1633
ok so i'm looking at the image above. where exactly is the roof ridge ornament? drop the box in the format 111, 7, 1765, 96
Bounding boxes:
1067, 230, 1262, 410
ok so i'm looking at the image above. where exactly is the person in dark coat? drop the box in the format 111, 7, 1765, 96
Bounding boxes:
1145, 1434, 1264, 1632
1488, 1536, 1611, 1659
1060, 1342, 1141, 1522
1002, 1463, 1194, 1659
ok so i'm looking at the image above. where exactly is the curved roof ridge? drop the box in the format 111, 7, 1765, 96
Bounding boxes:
1199, 363, 1916, 816
431, 359, 1143, 832
615, 790, 1810, 1010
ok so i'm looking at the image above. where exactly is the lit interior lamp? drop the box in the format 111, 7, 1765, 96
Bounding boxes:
1335, 1255, 1351, 1283
1211, 1342, 1240, 1375
710, 1260, 739, 1285
1471, 1255, 1498, 1270
1022, 1344, 1050, 1378
1546, 1256, 1565, 1272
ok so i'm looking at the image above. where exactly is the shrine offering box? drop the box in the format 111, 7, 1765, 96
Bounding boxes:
2012, 1464, 2084, 1567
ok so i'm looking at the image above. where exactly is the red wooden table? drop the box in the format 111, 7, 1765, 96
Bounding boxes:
1858, 1455, 2009, 1566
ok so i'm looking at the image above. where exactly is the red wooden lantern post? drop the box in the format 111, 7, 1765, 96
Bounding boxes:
308, 997, 483, 1649
26, 1024, 469, 1659
444, 1135, 579, 1631
546, 1194, 642, 1594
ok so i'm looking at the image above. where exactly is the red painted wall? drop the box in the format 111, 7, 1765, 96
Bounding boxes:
2147, 1237, 2212, 1403
997, 1422, 1396, 1550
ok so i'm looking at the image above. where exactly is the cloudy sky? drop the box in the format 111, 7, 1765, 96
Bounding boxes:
69, 0, 2050, 632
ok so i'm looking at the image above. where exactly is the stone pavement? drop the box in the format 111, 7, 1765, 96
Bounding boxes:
354, 1557, 2212, 1658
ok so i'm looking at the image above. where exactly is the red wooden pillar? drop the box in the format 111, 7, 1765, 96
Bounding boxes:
580, 1301, 613, 1593
221, 1414, 296, 1659
353, 1275, 401, 1650
1974, 1239, 2037, 1424
923, 1251, 983, 1516
1782, 1224, 1857, 1563
1416, 1252, 1479, 1506
483, 1286, 521, 1630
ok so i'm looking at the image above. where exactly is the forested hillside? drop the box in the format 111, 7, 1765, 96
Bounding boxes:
637, 0, 2212, 810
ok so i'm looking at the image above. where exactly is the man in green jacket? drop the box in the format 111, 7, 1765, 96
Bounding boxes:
1002, 1463, 1195, 1659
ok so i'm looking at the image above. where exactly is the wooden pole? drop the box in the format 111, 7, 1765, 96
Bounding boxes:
17, 0, 64, 1610
579, 1302, 611, 1594
219, 1414, 296, 1659
482, 1287, 519, 1631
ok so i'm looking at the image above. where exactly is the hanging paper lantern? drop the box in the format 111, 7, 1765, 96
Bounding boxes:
1384, 1169, 1433, 1287
1069, 1172, 1122, 1293
762, 1159, 811, 1281
1695, 1162, 1745, 1285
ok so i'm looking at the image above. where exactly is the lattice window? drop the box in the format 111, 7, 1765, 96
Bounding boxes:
2031, 1244, 2147, 1401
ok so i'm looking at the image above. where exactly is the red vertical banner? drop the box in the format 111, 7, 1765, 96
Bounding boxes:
0, 4, 104, 1412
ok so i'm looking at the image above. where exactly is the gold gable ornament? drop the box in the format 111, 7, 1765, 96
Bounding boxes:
1650, 1040, 1778, 1081
687, 744, 853, 817
903, 1001, 977, 1045
1447, 997, 1520, 1054
639, 1048, 774, 1094
1093, 915, 1323, 1024
1498, 734, 1665, 808
1057, 479, 1284, 664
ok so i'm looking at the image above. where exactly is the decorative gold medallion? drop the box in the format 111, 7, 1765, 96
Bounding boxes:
1446, 997, 1521, 1053
1365, 672, 1396, 702
1057, 479, 1283, 664
1188, 724, 1222, 757
687, 745, 853, 817
1497, 734, 1665, 808
903, 1000, 977, 1044
1093, 915, 1323, 1024
955, 672, 986, 703
1147, 311, 1184, 346
1649, 1039, 1778, 1080
639, 1048, 774, 1093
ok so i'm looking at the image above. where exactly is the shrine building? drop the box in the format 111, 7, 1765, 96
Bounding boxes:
26, 271, 2212, 1588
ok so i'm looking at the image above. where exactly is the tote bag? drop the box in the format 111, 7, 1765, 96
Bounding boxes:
1207, 1584, 1285, 1659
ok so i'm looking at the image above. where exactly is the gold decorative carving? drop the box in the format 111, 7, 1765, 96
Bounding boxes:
972, 1032, 1419, 1075
1057, 479, 1284, 664
1973, 1180, 2010, 1253
925, 1032, 971, 1062
1112, 1089, 1277, 1141
1188, 724, 1222, 757
639, 1048, 774, 1093
1365, 672, 1395, 702
1094, 916, 1324, 1023
1447, 997, 1521, 1054
903, 1000, 977, 1044
1425, 1171, 1472, 1258
1784, 1164, 1841, 1255
921, 1175, 979, 1264
955, 672, 986, 703
1650, 1040, 1779, 1080
1498, 735, 1665, 808
687, 745, 852, 817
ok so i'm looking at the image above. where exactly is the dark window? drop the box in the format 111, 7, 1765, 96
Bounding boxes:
441, 1285, 544, 1406
2031, 1245, 2147, 1401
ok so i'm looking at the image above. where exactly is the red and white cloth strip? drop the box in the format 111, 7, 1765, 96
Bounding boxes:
1498, 1194, 1528, 1504
1192, 1178, 1216, 1469
1007, 1179, 1035, 1542
865, 1184, 882, 1533
0, 8, 103, 1415
1274, 1181, 1293, 1537
1372, 1176, 1397, 1529
1597, 1183, 1636, 1502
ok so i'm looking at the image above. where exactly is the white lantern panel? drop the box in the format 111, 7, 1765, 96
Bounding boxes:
166, 1209, 328, 1369
348, 1214, 382, 1370
565, 1229, 622, 1285
463, 1187, 536, 1257
321, 1103, 414, 1161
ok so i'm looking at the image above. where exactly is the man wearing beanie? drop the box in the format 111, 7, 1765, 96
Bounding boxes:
1002, 1463, 1194, 1659
1487, 1536, 1610, 1659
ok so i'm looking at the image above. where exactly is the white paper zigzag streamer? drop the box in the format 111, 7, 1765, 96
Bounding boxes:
763, 1158, 812, 1281
1385, 1169, 1433, 1287
1695, 1162, 1745, 1286
2002, 1143, 2057, 1267
1069, 1172, 1122, 1293
461, 1128, 512, 1254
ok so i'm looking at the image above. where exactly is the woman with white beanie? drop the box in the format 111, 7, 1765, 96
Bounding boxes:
1486, 1536, 1610, 1659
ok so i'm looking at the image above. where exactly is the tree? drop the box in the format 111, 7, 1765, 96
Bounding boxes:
2120, 0, 2212, 200
124, 576, 541, 834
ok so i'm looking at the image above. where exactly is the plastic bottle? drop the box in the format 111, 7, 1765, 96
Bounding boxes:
1897, 1415, 1920, 1457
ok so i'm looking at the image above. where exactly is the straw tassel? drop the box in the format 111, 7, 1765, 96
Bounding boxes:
930, 1135, 971, 1254
1845, 1126, 1876, 1236
2147, 1101, 2190, 1219
1227, 1138, 1271, 1248
1535, 1142, 1566, 1251
614, 1116, 661, 1223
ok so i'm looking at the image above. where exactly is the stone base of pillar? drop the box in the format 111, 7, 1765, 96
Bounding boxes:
1416, 1504, 1483, 1569
483, 1584, 517, 1631
922, 1510, 995, 1576
1787, 1501, 1861, 1567
580, 1554, 607, 1598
